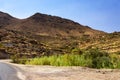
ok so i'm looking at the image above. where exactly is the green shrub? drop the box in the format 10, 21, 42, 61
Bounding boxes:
83, 48, 109, 59
10, 54, 28, 64
82, 48, 113, 68
71, 48, 83, 55
92, 56, 112, 68
109, 54, 120, 68
10, 54, 19, 63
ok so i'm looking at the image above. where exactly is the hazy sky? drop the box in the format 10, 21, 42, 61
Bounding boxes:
0, 0, 120, 32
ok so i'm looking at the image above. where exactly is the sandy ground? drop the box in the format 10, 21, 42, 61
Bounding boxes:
1, 60, 120, 80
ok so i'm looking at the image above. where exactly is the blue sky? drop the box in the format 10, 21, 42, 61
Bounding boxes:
0, 0, 120, 32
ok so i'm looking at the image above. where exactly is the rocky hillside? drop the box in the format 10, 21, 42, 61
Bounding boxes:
79, 32, 120, 53
0, 11, 119, 58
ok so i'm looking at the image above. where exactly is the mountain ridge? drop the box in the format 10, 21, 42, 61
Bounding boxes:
0, 11, 106, 38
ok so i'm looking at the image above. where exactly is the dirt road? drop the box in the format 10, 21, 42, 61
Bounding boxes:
1, 60, 120, 80
11, 63, 120, 80
0, 62, 20, 80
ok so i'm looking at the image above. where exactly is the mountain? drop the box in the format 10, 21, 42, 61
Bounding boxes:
1, 11, 119, 59
1, 12, 105, 37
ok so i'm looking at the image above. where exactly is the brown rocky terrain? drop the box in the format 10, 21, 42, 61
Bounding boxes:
0, 11, 120, 58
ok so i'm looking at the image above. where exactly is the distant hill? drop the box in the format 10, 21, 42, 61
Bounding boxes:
0, 12, 105, 37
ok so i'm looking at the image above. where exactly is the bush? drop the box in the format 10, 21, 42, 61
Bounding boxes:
71, 48, 83, 55
10, 54, 28, 64
92, 56, 112, 68
83, 48, 113, 68
83, 48, 109, 59
10, 54, 19, 63
109, 53, 120, 68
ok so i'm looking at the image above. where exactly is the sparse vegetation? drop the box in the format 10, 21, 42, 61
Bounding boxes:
10, 48, 120, 69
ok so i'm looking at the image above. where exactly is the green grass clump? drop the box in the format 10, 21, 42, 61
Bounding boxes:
26, 54, 87, 66
26, 56, 50, 65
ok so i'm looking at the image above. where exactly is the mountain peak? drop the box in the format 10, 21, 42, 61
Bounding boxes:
33, 12, 42, 16
28, 12, 53, 23
31, 12, 47, 18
